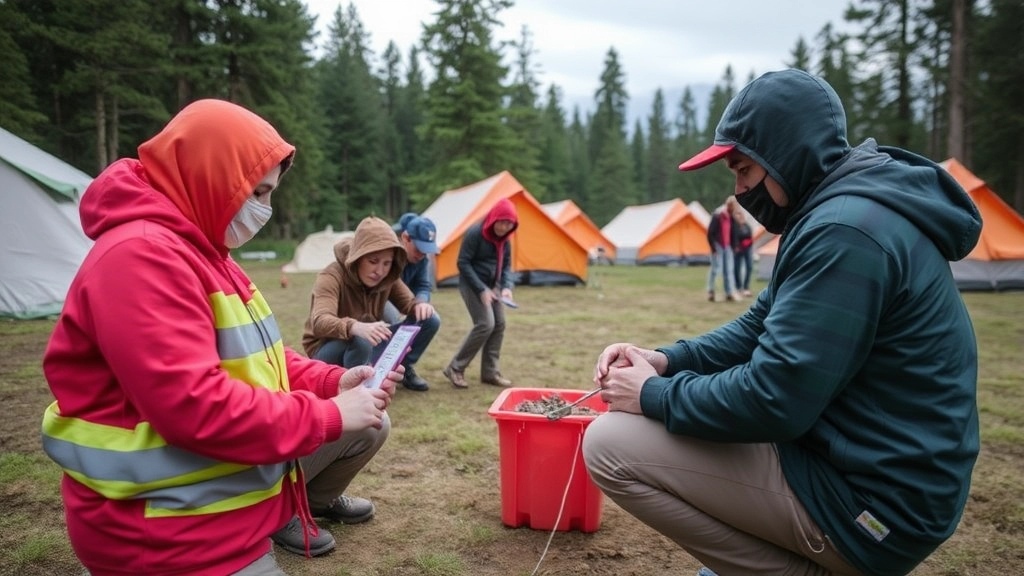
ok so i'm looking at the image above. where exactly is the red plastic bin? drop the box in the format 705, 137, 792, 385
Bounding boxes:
487, 387, 608, 533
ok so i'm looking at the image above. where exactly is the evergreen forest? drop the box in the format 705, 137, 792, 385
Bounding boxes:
1, 0, 1021, 239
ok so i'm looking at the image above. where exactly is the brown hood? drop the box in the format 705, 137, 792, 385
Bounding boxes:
333, 217, 407, 290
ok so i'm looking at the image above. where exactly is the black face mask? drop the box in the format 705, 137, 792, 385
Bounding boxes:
736, 174, 792, 234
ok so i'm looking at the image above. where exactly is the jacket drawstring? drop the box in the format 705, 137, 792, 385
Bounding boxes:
291, 462, 320, 558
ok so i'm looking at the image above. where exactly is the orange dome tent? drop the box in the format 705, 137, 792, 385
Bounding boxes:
601, 199, 710, 265
941, 158, 1024, 290
541, 199, 616, 262
421, 171, 589, 286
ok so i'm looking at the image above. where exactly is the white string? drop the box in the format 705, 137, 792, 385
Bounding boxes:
529, 428, 583, 576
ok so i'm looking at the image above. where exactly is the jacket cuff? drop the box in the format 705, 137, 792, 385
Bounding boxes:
639, 375, 671, 422
655, 342, 698, 375
318, 366, 343, 398
321, 400, 343, 442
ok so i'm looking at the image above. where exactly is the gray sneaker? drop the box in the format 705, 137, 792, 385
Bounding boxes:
312, 494, 376, 524
271, 516, 335, 557
696, 568, 719, 576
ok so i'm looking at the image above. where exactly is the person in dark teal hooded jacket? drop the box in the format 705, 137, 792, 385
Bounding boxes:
582, 69, 981, 576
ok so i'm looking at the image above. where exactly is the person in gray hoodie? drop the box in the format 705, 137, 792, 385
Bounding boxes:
582, 69, 981, 576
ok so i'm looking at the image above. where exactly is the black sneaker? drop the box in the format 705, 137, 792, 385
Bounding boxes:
312, 494, 376, 524
271, 516, 336, 557
402, 363, 430, 391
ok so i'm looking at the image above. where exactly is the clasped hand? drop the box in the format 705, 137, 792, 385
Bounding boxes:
592, 343, 668, 414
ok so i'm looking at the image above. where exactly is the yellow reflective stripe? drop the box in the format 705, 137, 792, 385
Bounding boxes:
209, 291, 258, 328
43, 402, 292, 509
247, 286, 274, 320
40, 287, 299, 514
209, 289, 290, 393
43, 402, 165, 451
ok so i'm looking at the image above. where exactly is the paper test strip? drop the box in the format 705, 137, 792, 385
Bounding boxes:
365, 324, 421, 389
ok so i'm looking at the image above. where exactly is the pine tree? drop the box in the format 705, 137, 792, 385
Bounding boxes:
18, 0, 169, 173
315, 3, 388, 230
646, 89, 672, 202
973, 0, 1024, 210
504, 26, 545, 198
412, 0, 518, 205
787, 36, 813, 71
245, 0, 324, 240
395, 44, 428, 209
845, 0, 923, 148
537, 85, 571, 201
0, 3, 48, 140
566, 107, 591, 209
814, 23, 858, 135
380, 41, 408, 218
630, 120, 647, 202
673, 87, 701, 202
588, 47, 634, 225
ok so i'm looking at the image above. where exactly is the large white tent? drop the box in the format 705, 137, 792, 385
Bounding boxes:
281, 225, 354, 273
0, 127, 93, 319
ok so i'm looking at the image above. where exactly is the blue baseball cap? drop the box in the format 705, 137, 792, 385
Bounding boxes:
393, 212, 417, 233
405, 216, 439, 254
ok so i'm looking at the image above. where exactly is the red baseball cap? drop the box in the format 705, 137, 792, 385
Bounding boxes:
678, 143, 735, 171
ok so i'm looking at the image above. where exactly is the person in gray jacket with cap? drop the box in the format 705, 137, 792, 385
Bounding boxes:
383, 213, 442, 391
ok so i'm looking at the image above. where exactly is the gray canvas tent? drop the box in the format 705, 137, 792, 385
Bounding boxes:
0, 127, 93, 319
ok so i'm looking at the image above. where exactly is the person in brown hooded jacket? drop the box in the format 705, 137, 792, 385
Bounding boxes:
302, 217, 439, 388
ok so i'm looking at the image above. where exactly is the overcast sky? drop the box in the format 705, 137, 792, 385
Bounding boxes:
303, 0, 850, 124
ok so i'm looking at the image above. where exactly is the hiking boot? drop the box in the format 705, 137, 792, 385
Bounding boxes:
271, 516, 336, 557
443, 365, 468, 389
696, 568, 719, 576
401, 363, 429, 391
311, 494, 375, 524
707, 291, 716, 302
482, 373, 513, 387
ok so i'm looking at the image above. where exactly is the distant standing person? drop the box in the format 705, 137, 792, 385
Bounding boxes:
442, 198, 518, 389
381, 213, 443, 391
705, 197, 739, 302
731, 202, 754, 297
303, 216, 439, 392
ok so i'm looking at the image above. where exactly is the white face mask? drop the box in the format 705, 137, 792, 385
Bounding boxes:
224, 196, 273, 249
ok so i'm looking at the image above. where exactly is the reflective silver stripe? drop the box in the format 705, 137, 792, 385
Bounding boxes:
142, 461, 289, 510
43, 435, 224, 484
215, 313, 282, 360
43, 433, 287, 506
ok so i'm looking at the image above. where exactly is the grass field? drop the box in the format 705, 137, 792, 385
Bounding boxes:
1, 263, 1022, 576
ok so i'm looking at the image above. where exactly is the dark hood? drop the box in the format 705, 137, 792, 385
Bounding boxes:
715, 69, 980, 261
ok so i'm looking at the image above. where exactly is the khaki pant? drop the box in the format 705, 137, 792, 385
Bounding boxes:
300, 414, 390, 510
582, 412, 864, 576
